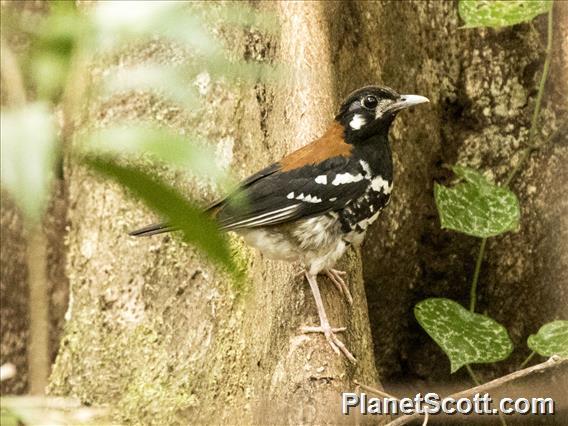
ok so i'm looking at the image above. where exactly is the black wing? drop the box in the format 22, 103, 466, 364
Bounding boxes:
129, 156, 368, 236
129, 163, 281, 237
215, 156, 368, 231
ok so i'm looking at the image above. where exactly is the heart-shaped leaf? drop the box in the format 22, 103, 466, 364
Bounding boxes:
459, 0, 552, 29
434, 166, 520, 238
415, 298, 513, 373
527, 321, 568, 358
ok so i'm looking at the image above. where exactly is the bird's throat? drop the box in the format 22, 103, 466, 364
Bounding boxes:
352, 134, 394, 182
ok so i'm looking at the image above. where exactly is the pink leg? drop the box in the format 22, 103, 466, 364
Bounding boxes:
295, 268, 353, 306
324, 269, 353, 305
300, 271, 357, 363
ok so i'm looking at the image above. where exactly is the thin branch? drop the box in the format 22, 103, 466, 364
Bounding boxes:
353, 380, 400, 401
26, 224, 50, 395
1, 34, 50, 395
385, 356, 566, 426
465, 365, 508, 426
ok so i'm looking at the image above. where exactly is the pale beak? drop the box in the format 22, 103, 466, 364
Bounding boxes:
385, 94, 429, 114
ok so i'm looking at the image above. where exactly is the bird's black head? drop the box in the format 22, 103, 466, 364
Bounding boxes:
335, 85, 429, 143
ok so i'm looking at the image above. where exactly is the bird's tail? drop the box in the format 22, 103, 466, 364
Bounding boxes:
129, 200, 223, 237
128, 222, 176, 237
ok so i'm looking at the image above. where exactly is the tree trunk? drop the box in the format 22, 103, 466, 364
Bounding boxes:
45, 0, 568, 424
357, 0, 568, 392
1, 183, 69, 395
49, 2, 381, 424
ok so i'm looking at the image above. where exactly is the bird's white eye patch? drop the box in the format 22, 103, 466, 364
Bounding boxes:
349, 114, 366, 130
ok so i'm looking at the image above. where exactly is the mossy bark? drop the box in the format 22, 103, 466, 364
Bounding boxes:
2, 0, 562, 423
355, 0, 568, 393
49, 2, 382, 424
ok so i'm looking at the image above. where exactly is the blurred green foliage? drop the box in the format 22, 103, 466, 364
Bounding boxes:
1, 1, 277, 268
0, 103, 56, 222
85, 156, 234, 269
1, 3, 276, 420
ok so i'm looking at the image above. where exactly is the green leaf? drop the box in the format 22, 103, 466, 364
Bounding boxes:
528, 320, 568, 358
81, 125, 229, 185
415, 298, 513, 373
27, 5, 87, 102
91, 2, 220, 54
103, 65, 200, 110
434, 166, 520, 238
459, 0, 552, 28
196, 3, 279, 33
0, 103, 57, 222
84, 156, 234, 270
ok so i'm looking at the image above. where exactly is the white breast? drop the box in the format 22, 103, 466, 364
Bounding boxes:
236, 214, 348, 275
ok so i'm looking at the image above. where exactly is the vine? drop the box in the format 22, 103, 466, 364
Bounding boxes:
415, 0, 567, 411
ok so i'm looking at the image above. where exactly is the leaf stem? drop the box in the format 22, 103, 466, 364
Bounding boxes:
469, 238, 486, 312
504, 6, 554, 187
465, 364, 481, 386
469, 7, 554, 313
519, 351, 536, 370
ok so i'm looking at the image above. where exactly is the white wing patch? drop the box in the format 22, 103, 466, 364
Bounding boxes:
371, 176, 392, 194
360, 160, 372, 177
315, 175, 328, 184
332, 172, 364, 185
296, 193, 322, 203
360, 159, 393, 194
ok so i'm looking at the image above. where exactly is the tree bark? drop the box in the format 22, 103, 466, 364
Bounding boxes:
49, 2, 381, 424
1, 184, 69, 395
357, 0, 568, 391
1, 1, 68, 397
42, 0, 568, 424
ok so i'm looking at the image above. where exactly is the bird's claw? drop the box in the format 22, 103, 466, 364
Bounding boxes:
301, 324, 357, 364
325, 269, 353, 305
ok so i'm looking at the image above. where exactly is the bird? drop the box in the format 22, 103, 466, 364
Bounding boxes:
130, 85, 429, 363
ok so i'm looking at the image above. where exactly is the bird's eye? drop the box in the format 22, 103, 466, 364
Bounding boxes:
362, 95, 378, 109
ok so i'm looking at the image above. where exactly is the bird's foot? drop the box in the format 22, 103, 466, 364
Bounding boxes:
324, 268, 353, 305
296, 267, 353, 305
301, 323, 357, 364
